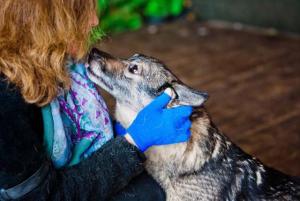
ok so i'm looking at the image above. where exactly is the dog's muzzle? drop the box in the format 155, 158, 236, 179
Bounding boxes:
88, 48, 114, 62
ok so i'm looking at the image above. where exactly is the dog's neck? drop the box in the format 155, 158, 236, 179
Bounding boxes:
114, 102, 230, 174
115, 102, 140, 128
115, 98, 180, 128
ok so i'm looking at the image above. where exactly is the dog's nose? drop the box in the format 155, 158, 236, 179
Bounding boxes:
91, 48, 114, 58
88, 48, 114, 63
88, 48, 100, 63
89, 48, 102, 60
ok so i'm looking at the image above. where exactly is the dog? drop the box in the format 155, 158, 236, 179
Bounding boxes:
86, 48, 300, 201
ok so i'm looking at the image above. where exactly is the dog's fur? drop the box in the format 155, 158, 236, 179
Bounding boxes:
87, 48, 300, 201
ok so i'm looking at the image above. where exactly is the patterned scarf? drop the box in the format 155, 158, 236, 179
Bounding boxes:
42, 63, 113, 168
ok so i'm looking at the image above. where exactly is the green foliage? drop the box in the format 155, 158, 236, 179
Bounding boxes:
91, 0, 184, 37
144, 0, 184, 18
89, 26, 106, 45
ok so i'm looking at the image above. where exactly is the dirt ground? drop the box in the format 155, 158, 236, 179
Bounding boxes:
96, 20, 300, 176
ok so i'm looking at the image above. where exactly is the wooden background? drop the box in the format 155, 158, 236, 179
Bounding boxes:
96, 21, 300, 176
192, 0, 300, 33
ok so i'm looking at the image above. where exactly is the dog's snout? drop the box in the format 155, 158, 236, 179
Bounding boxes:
88, 48, 115, 63
88, 48, 101, 63
89, 48, 103, 61
91, 48, 114, 59
90, 48, 100, 58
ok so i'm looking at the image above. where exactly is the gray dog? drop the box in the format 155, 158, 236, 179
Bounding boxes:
86, 48, 300, 201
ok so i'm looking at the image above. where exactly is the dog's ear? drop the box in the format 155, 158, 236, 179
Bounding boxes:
172, 83, 208, 106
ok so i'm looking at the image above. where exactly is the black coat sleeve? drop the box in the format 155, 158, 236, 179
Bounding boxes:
0, 78, 147, 201
51, 137, 146, 201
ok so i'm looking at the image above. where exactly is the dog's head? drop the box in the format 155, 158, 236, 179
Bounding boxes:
87, 48, 208, 113
87, 48, 212, 173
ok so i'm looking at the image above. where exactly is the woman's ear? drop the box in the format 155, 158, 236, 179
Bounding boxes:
172, 83, 208, 106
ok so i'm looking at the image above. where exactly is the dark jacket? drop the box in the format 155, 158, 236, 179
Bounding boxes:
0, 77, 165, 201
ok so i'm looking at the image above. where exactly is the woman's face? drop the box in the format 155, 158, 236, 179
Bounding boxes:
68, 9, 99, 57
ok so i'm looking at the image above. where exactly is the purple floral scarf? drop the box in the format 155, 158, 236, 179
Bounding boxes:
44, 62, 113, 168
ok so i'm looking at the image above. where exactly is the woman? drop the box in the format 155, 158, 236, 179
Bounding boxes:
0, 1, 192, 201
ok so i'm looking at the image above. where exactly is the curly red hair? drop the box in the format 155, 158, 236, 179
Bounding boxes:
0, 0, 97, 106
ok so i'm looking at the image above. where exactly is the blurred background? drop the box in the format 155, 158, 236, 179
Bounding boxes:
93, 0, 300, 176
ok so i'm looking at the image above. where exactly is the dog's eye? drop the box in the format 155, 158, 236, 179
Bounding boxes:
128, 64, 139, 74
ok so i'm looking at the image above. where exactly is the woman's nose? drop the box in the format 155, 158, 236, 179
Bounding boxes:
91, 13, 99, 27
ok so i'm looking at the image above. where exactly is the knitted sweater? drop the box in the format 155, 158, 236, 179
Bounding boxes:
0, 76, 165, 201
